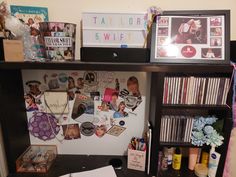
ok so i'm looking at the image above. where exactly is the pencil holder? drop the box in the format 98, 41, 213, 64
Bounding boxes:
127, 149, 146, 171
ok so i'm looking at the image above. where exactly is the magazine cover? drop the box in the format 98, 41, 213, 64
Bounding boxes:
10, 5, 48, 28
10, 5, 49, 60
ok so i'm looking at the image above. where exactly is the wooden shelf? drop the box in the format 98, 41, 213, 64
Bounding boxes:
158, 158, 197, 177
162, 104, 231, 110
7, 155, 150, 177
160, 142, 194, 147
159, 142, 210, 149
0, 61, 233, 73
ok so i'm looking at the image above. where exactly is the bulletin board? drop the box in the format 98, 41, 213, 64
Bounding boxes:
22, 70, 147, 155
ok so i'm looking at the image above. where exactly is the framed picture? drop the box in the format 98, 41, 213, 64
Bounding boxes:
150, 10, 230, 64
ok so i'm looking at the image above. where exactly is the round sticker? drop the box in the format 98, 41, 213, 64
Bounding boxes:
124, 95, 138, 109
58, 73, 68, 83
80, 122, 95, 136
119, 120, 125, 126
181, 46, 196, 58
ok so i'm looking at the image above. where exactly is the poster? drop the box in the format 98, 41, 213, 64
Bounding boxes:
153, 15, 225, 61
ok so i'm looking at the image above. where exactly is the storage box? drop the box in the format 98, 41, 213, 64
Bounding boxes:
127, 149, 146, 171
81, 47, 149, 63
16, 145, 57, 173
3, 39, 24, 62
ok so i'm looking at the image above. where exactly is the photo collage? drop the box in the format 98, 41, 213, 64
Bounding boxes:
22, 70, 146, 151
155, 15, 225, 60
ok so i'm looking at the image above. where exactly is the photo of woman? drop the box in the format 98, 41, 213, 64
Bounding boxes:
202, 48, 222, 58
63, 124, 81, 140
24, 93, 38, 112
109, 92, 119, 111
95, 125, 107, 138
171, 17, 207, 44
127, 76, 141, 97
67, 76, 76, 100
113, 101, 128, 118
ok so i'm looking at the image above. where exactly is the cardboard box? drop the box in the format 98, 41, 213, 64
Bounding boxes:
16, 145, 57, 173
3, 39, 24, 62
127, 149, 146, 171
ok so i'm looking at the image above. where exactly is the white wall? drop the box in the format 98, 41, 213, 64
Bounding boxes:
6, 0, 236, 58
0, 124, 8, 177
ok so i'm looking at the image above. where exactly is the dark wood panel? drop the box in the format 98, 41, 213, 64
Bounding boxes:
158, 157, 197, 177
0, 70, 30, 173
162, 104, 231, 110
0, 61, 233, 73
7, 155, 150, 177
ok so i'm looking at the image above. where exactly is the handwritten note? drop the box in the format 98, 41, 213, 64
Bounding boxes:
127, 149, 146, 171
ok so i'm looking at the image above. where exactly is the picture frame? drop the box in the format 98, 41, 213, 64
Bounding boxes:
150, 10, 230, 64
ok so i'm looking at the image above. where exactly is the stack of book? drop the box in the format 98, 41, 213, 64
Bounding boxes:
162, 77, 230, 105
160, 115, 194, 143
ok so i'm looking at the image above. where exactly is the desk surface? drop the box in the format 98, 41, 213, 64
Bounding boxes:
8, 155, 150, 177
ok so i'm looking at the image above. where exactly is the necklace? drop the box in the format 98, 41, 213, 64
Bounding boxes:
44, 91, 70, 142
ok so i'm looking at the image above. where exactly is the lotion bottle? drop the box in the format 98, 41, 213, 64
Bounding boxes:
172, 147, 182, 170
208, 145, 221, 177
188, 148, 199, 170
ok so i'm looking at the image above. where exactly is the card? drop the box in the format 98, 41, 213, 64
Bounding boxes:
107, 125, 126, 137
71, 94, 94, 119
127, 149, 146, 171
44, 91, 69, 114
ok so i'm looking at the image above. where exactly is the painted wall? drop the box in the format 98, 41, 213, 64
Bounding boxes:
0, 124, 8, 177
6, 0, 236, 58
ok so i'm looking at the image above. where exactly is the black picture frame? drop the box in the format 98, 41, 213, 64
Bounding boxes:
150, 10, 230, 64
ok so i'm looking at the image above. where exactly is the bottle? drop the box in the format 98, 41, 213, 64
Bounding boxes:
172, 147, 182, 170
157, 151, 163, 172
161, 154, 168, 171
188, 148, 199, 170
201, 151, 209, 167
196, 148, 202, 163
208, 145, 221, 177
164, 147, 175, 165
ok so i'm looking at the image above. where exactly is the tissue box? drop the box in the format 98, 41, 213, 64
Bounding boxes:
16, 145, 57, 173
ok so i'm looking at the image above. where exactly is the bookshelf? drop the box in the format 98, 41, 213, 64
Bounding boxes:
149, 70, 232, 177
0, 61, 233, 177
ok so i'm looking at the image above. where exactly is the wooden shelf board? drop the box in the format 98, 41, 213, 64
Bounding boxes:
0, 61, 232, 73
